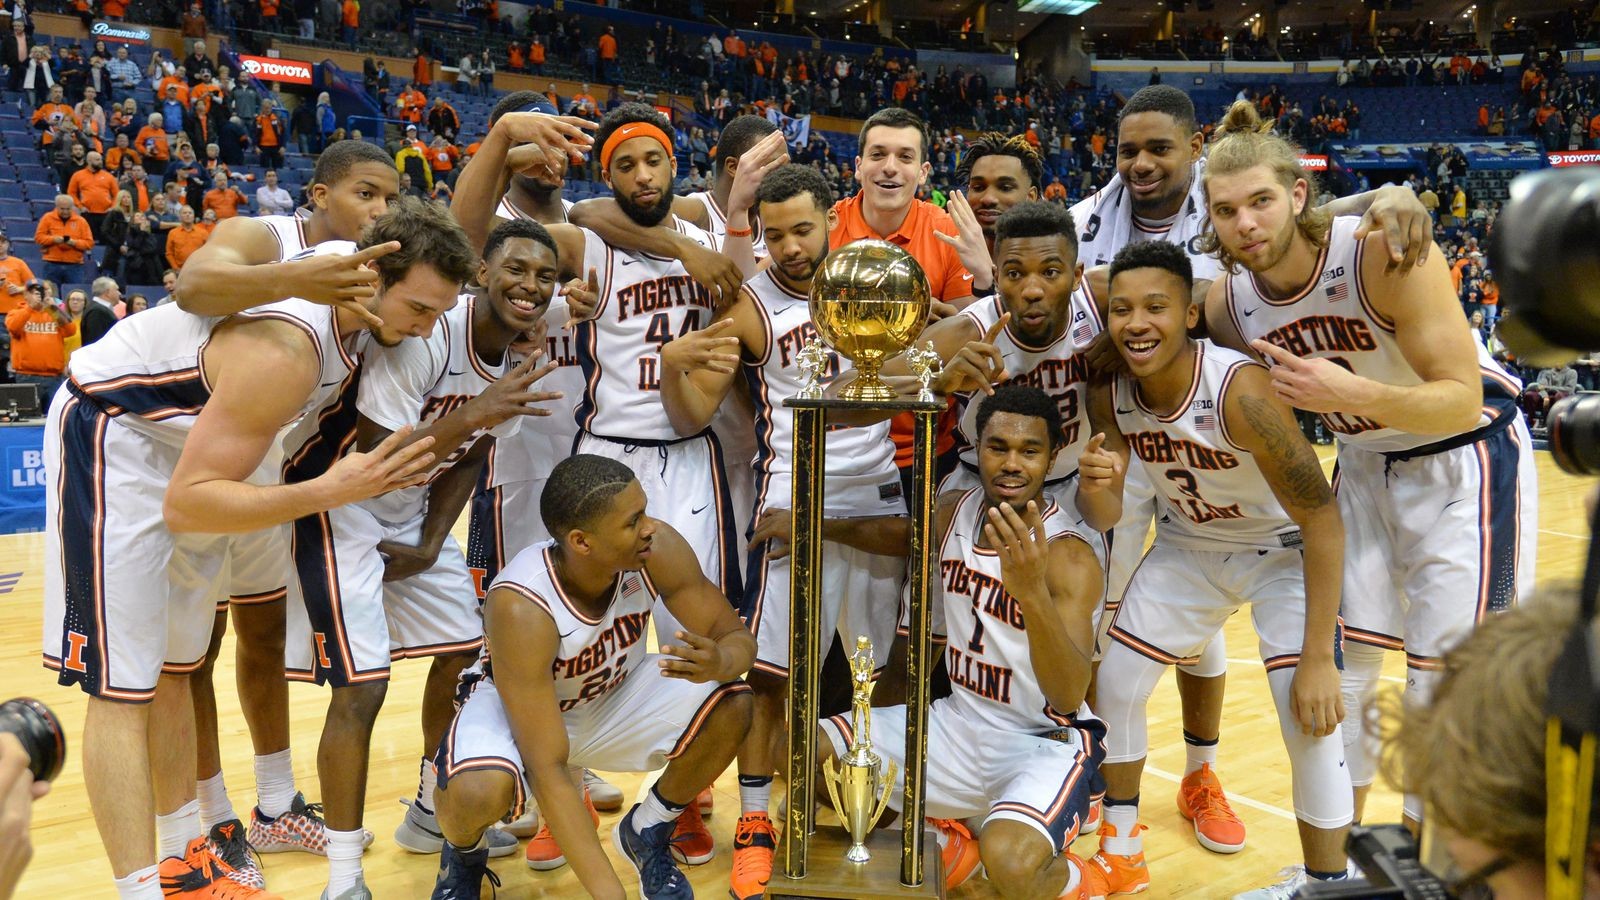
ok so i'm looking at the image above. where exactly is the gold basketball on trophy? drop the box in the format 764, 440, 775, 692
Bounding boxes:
809, 239, 932, 402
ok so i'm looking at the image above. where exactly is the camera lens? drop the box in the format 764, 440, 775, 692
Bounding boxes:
1548, 394, 1600, 477
0, 698, 66, 783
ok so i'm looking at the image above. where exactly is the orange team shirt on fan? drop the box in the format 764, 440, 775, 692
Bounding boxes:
598, 32, 617, 60
256, 112, 282, 148
135, 126, 170, 160
342, 0, 359, 27
203, 186, 246, 218
166, 223, 209, 269
6, 306, 75, 376
68, 168, 118, 214
102, 0, 128, 15
159, 77, 190, 105
830, 192, 974, 465
508, 45, 525, 68
0, 257, 35, 310
430, 145, 459, 172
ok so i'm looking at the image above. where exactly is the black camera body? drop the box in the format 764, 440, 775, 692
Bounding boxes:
0, 697, 65, 784
1295, 825, 1454, 899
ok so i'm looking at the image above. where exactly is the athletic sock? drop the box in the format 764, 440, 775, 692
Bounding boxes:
632, 784, 687, 834
1306, 867, 1348, 882
737, 774, 772, 816
254, 748, 296, 818
113, 864, 163, 899
326, 827, 366, 895
197, 772, 238, 830
1102, 796, 1142, 855
156, 799, 202, 861
415, 757, 438, 815
1183, 729, 1219, 776
450, 833, 489, 854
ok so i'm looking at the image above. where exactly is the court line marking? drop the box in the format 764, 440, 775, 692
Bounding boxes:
1540, 528, 1589, 541
1143, 764, 1297, 821
1226, 656, 1403, 684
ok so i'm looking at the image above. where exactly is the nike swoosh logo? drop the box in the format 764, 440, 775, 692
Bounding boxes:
447, 368, 466, 377
319, 379, 343, 387
1242, 307, 1257, 317
1443, 498, 1466, 509
620, 124, 640, 137
620, 258, 640, 266
1116, 408, 1134, 415
691, 503, 709, 515
558, 627, 579, 638
961, 273, 974, 281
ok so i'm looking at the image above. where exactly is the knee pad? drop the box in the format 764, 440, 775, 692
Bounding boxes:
1266, 668, 1354, 828
1095, 642, 1168, 763
1177, 630, 1228, 679
1339, 643, 1386, 788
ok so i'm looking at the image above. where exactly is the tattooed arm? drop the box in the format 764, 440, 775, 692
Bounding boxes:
1222, 363, 1346, 738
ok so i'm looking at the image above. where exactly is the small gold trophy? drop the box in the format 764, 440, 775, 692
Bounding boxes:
809, 240, 932, 403
822, 635, 899, 864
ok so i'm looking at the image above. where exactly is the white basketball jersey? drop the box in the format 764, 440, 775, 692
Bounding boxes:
741, 268, 896, 487
259, 213, 310, 259
69, 246, 362, 450
1223, 216, 1521, 453
1068, 158, 1223, 283
1114, 341, 1300, 551
486, 540, 654, 712
357, 293, 516, 523
956, 294, 1099, 481
495, 196, 574, 223
574, 218, 722, 441
938, 487, 1099, 733
683, 189, 766, 258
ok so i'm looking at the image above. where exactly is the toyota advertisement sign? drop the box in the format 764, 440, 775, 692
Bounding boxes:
239, 55, 314, 85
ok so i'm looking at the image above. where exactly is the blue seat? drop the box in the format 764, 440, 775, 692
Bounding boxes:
0, 183, 21, 201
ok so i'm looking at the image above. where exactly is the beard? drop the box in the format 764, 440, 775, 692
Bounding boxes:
1233, 215, 1298, 274
776, 245, 827, 285
1127, 169, 1192, 220
614, 181, 675, 228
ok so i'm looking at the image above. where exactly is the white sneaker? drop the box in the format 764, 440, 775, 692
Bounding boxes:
583, 770, 624, 812
503, 807, 539, 838
1231, 865, 1319, 900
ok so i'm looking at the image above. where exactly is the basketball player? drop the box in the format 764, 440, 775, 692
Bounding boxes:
1087, 240, 1352, 899
452, 102, 757, 856
280, 215, 568, 899
1198, 99, 1538, 831
654, 163, 908, 899
163, 140, 401, 879
1067, 85, 1432, 854
460, 93, 630, 829
427, 454, 755, 900
42, 203, 453, 900
815, 384, 1107, 900
930, 131, 1045, 296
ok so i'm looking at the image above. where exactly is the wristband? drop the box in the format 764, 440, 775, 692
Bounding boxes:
726, 225, 752, 238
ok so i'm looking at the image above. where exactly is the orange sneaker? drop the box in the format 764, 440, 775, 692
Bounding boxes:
525, 789, 600, 871
670, 799, 715, 865
1060, 851, 1110, 900
1176, 763, 1246, 853
1082, 797, 1102, 836
170, 837, 283, 898
1088, 823, 1150, 895
729, 812, 777, 900
696, 787, 713, 816
931, 818, 981, 889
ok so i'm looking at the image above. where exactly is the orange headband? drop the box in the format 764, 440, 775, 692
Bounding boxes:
599, 122, 675, 174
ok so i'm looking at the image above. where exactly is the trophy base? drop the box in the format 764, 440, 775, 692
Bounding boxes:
837, 381, 900, 403
767, 827, 946, 899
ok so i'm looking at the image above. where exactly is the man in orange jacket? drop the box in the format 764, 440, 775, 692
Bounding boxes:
68, 150, 119, 239
35, 194, 94, 286
6, 278, 75, 412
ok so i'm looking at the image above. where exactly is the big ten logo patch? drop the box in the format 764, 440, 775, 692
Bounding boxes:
6, 447, 45, 490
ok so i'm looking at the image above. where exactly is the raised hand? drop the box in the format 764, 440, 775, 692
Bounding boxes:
1251, 339, 1370, 415
289, 240, 402, 328
934, 313, 1010, 396
561, 266, 602, 327
933, 191, 994, 286
491, 111, 597, 169
662, 318, 741, 376
1077, 432, 1122, 499
727, 130, 791, 217
659, 629, 730, 683
1353, 183, 1432, 275
983, 500, 1050, 600
681, 241, 744, 312
467, 348, 564, 427
318, 425, 437, 507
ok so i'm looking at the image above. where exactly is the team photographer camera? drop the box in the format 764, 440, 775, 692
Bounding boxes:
0, 697, 65, 900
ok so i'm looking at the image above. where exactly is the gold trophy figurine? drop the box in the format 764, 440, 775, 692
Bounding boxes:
822, 635, 899, 864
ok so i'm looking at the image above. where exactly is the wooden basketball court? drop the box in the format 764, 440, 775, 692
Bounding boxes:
3, 448, 1586, 898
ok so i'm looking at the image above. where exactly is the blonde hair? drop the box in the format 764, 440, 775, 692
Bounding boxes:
1380, 590, 1581, 864
1197, 100, 1331, 273
115, 190, 133, 215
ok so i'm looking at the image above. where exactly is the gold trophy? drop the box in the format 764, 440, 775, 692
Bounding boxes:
809, 240, 931, 402
822, 636, 899, 864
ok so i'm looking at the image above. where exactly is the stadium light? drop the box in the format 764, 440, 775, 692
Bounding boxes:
1017, 0, 1101, 13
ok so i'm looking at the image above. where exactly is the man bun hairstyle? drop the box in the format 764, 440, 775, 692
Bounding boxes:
362, 196, 478, 290
1198, 99, 1331, 273
1108, 239, 1193, 294
975, 384, 1066, 452
956, 131, 1044, 192
541, 454, 639, 541
755, 163, 834, 213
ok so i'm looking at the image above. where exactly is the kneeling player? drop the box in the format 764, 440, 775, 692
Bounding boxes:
429, 454, 755, 900
819, 385, 1108, 900
1087, 241, 1351, 898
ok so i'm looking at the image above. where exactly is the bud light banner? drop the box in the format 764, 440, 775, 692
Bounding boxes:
91, 20, 151, 44
0, 424, 46, 533
239, 55, 314, 85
